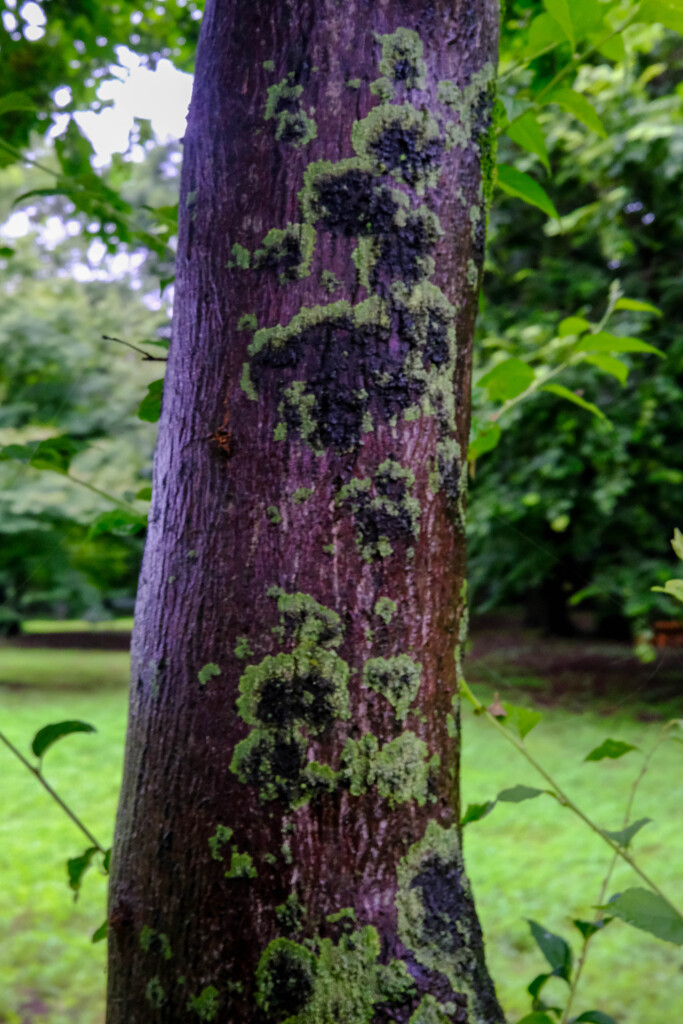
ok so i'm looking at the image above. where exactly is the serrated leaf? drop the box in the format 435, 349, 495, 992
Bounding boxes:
497, 784, 545, 802
468, 422, 501, 460
478, 358, 536, 402
88, 509, 147, 539
461, 801, 496, 826
32, 720, 97, 759
541, 383, 607, 421
502, 703, 542, 739
496, 164, 559, 218
558, 316, 591, 337
544, 0, 575, 48
545, 88, 606, 137
506, 111, 550, 171
651, 579, 683, 602
600, 888, 683, 945
574, 1012, 619, 1024
583, 354, 629, 385
92, 920, 108, 943
573, 331, 664, 358
601, 817, 652, 848
613, 297, 662, 316
585, 738, 637, 761
528, 919, 573, 981
138, 379, 164, 422
67, 847, 98, 900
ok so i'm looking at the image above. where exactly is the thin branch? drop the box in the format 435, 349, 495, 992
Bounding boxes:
0, 729, 105, 853
102, 334, 168, 362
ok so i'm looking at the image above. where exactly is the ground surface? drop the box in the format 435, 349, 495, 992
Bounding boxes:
0, 622, 681, 1023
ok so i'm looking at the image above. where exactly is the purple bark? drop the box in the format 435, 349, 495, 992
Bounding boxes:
108, 1, 503, 1021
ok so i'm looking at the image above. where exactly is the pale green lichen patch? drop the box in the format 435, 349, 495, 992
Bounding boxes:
341, 733, 379, 796
377, 27, 427, 91
208, 823, 257, 878
326, 906, 356, 924
255, 926, 415, 1023
369, 77, 395, 101
337, 459, 420, 562
276, 892, 307, 932
321, 269, 342, 293
208, 824, 233, 861
363, 654, 421, 719
266, 505, 282, 525
409, 994, 456, 1024
235, 635, 255, 659
263, 60, 275, 72
375, 733, 438, 807
374, 596, 397, 624
428, 436, 462, 504
240, 362, 258, 401
140, 925, 172, 960
346, 77, 362, 89
198, 662, 220, 686
145, 976, 164, 1008
292, 486, 314, 505
228, 242, 250, 269
265, 77, 317, 148
237, 313, 257, 332
187, 985, 220, 1021
253, 223, 316, 283
235, 649, 350, 733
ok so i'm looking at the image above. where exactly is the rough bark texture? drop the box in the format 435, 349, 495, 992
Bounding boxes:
108, 1, 503, 1021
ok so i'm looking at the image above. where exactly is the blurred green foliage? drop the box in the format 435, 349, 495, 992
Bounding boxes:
468, 5, 683, 637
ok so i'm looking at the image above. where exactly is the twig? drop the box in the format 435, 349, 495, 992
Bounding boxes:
102, 334, 168, 362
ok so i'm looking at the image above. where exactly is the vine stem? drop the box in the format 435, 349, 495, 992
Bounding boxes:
458, 678, 680, 910
0, 729, 105, 853
64, 473, 142, 516
560, 726, 670, 1024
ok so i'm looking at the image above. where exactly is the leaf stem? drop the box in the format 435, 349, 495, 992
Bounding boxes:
102, 334, 168, 362
0, 729, 105, 853
458, 678, 679, 909
64, 474, 141, 515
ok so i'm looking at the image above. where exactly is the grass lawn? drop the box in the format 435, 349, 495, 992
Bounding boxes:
0, 645, 681, 1023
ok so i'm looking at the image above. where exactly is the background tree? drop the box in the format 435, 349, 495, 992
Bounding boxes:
107, 1, 505, 1021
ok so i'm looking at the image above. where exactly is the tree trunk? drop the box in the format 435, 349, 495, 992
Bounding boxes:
108, 2, 503, 1022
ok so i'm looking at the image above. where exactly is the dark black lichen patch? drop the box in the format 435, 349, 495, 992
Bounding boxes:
230, 727, 309, 804
256, 938, 317, 1019
353, 104, 443, 193
410, 855, 467, 955
252, 223, 316, 283
377, 27, 427, 91
300, 158, 401, 238
275, 892, 306, 933
337, 459, 420, 561
265, 77, 317, 148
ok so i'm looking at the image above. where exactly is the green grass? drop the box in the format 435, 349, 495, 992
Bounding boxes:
21, 619, 134, 634
1, 650, 682, 1023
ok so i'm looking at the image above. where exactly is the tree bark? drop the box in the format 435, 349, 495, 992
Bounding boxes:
108, 2, 503, 1021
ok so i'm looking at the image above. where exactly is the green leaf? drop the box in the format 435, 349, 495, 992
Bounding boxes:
528, 919, 573, 981
543, 0, 575, 48
517, 1013, 555, 1024
558, 316, 591, 337
652, 579, 683, 602
92, 920, 108, 943
613, 297, 662, 316
573, 331, 664, 358
526, 12, 568, 56
30, 436, 88, 474
601, 888, 683, 945
502, 703, 542, 739
138, 379, 164, 422
574, 1013, 618, 1024
545, 88, 606, 137
136, 486, 153, 501
601, 817, 652, 848
468, 422, 501, 460
461, 801, 496, 826
478, 358, 536, 402
639, 0, 683, 33
573, 918, 611, 940
103, 849, 111, 873
67, 846, 98, 900
497, 784, 545, 802
540, 383, 607, 421
32, 720, 97, 759
88, 509, 147, 539
672, 528, 683, 562
0, 92, 38, 117
583, 354, 629, 385
585, 738, 637, 761
506, 111, 550, 171
496, 164, 558, 218
0, 245, 14, 258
